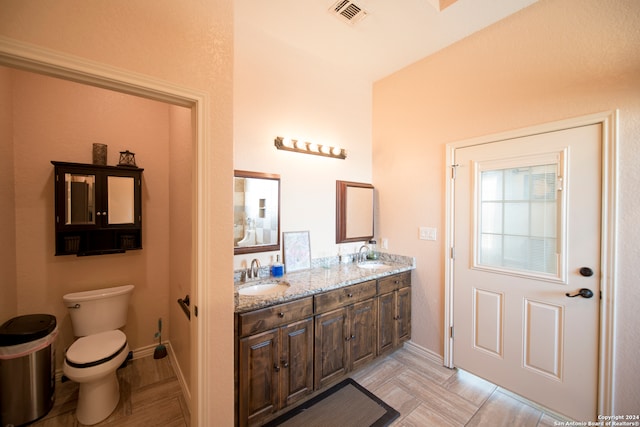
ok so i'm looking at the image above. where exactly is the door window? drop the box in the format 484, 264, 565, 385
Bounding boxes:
474, 153, 566, 280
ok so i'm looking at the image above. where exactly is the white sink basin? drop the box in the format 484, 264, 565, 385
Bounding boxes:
357, 261, 391, 270
238, 281, 290, 296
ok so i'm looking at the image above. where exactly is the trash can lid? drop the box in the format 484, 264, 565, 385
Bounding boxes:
0, 314, 57, 346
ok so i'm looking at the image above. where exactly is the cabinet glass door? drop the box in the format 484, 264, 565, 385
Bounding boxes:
65, 173, 96, 225
107, 175, 135, 224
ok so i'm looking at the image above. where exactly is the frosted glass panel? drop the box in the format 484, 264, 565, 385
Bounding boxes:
478, 164, 558, 275
504, 203, 529, 236
481, 202, 503, 234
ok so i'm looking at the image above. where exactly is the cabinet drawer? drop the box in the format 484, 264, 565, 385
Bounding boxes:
314, 280, 377, 313
378, 272, 411, 294
237, 297, 313, 337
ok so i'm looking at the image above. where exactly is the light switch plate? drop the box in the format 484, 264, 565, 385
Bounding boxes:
419, 227, 437, 241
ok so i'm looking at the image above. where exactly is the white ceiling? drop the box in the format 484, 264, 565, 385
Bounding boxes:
237, 0, 539, 83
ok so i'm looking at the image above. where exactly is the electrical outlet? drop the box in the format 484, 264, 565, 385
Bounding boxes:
419, 227, 437, 241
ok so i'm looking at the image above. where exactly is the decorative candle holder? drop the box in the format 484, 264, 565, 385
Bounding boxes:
92, 143, 107, 165
118, 150, 137, 167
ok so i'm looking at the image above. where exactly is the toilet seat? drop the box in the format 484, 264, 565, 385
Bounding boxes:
66, 330, 127, 368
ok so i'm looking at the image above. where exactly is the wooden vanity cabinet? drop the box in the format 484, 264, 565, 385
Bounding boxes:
313, 280, 377, 389
377, 272, 412, 355
236, 297, 314, 427
236, 272, 411, 426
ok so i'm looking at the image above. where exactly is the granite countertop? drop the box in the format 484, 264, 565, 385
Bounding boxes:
234, 253, 415, 313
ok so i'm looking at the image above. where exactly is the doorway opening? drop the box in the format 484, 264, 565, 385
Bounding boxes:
0, 38, 213, 425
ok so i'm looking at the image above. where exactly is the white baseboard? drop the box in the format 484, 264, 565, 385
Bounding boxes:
403, 340, 446, 365
166, 341, 192, 413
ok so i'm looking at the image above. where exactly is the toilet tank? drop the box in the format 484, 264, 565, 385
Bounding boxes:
63, 284, 134, 337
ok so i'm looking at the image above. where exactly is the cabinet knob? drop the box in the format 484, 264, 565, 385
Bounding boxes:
274, 364, 281, 372
281, 361, 289, 368
278, 312, 285, 318
347, 293, 353, 298
345, 334, 355, 341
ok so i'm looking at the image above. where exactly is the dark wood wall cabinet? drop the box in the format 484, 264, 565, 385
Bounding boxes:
235, 271, 411, 427
51, 161, 143, 256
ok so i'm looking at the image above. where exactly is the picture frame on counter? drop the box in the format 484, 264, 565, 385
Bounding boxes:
283, 231, 311, 272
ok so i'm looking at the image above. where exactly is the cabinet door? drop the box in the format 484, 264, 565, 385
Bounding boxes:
55, 168, 98, 229
238, 329, 279, 427
106, 174, 138, 225
280, 318, 314, 408
377, 292, 396, 355
314, 308, 348, 389
396, 287, 411, 345
349, 299, 377, 371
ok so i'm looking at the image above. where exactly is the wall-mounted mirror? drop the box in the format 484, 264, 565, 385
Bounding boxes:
65, 173, 96, 224
107, 176, 135, 224
234, 170, 281, 255
336, 180, 374, 243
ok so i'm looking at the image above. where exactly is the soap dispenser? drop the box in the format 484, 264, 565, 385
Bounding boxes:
367, 239, 379, 260
271, 254, 284, 278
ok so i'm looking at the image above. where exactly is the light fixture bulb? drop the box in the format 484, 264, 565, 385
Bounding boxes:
308, 142, 319, 152
320, 145, 331, 154
331, 146, 342, 156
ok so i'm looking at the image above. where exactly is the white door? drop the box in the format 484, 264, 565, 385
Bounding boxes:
452, 124, 601, 421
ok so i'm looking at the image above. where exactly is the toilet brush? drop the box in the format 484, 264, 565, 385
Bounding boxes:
153, 318, 168, 359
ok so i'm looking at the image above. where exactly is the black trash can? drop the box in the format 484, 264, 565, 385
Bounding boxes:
0, 314, 57, 427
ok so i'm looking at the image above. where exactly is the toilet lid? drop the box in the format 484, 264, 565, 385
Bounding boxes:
66, 330, 126, 365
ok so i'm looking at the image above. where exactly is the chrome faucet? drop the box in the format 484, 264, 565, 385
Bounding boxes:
249, 259, 261, 279
358, 245, 369, 263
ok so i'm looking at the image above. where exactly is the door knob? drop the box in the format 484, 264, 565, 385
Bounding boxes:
566, 288, 594, 298
579, 267, 594, 277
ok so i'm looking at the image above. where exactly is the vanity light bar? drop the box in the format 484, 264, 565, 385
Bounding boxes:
274, 136, 346, 160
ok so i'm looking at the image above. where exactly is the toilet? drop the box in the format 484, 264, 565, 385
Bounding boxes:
62, 284, 134, 425
237, 229, 256, 247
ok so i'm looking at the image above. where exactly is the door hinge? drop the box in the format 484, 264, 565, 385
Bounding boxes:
557, 176, 564, 191
451, 164, 459, 180
450, 247, 455, 259
450, 326, 454, 339
194, 305, 198, 317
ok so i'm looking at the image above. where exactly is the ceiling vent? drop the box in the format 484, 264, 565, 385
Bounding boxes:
329, 0, 368, 25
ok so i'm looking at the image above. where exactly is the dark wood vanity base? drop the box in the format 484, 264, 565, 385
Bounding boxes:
235, 271, 411, 427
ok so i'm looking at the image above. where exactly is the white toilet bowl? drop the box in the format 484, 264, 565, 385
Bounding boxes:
62, 284, 134, 425
63, 330, 129, 425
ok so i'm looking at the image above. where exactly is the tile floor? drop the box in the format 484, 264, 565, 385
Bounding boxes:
31, 355, 189, 426
352, 346, 565, 427
32, 345, 564, 426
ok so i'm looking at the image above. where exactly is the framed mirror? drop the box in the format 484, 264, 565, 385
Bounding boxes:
336, 180, 374, 243
65, 173, 96, 225
234, 170, 281, 255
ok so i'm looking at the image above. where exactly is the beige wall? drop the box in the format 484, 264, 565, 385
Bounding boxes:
0, 0, 234, 424
373, 0, 640, 414
233, 2, 373, 270
169, 104, 193, 390
4, 68, 189, 363
0, 67, 17, 320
